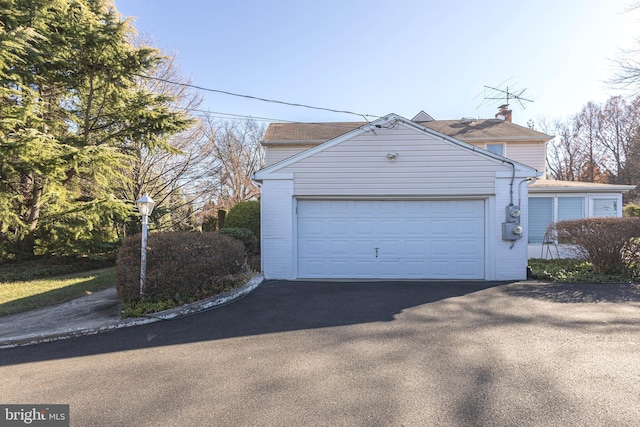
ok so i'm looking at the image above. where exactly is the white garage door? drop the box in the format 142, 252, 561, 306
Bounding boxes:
297, 200, 485, 279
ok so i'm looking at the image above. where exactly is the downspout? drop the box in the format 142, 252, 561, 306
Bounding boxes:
503, 160, 516, 206
518, 176, 537, 206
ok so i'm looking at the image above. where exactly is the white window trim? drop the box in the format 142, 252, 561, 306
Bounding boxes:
485, 143, 506, 157
589, 197, 619, 217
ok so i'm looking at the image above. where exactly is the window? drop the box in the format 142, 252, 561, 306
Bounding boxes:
528, 196, 586, 244
593, 198, 618, 217
528, 198, 553, 244
486, 144, 504, 156
557, 197, 585, 221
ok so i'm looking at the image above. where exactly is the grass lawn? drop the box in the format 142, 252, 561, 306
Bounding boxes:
0, 267, 116, 317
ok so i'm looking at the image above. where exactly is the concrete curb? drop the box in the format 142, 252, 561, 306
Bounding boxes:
0, 274, 264, 349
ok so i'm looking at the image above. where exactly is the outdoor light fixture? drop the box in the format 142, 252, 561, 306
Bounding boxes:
136, 193, 155, 217
386, 152, 399, 161
135, 193, 155, 296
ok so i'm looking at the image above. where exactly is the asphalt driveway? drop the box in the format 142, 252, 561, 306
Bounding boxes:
1, 280, 639, 426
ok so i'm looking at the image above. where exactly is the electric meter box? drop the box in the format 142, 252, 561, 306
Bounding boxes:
506, 205, 521, 222
502, 222, 523, 241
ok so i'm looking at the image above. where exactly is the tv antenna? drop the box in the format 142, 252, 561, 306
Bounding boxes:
481, 84, 534, 110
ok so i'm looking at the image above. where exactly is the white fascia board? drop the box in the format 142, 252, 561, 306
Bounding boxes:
461, 136, 550, 143
495, 170, 539, 179
529, 184, 636, 193
260, 140, 325, 147
252, 172, 293, 181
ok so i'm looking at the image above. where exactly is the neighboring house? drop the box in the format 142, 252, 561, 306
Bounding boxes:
253, 109, 634, 281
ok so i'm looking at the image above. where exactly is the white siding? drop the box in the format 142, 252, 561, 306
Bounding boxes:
260, 179, 295, 279
506, 142, 546, 173
494, 177, 528, 280
467, 141, 546, 172
278, 125, 508, 197
265, 145, 312, 166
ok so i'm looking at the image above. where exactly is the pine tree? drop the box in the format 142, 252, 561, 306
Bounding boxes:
0, 0, 192, 257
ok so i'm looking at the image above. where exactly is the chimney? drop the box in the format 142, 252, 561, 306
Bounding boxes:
495, 104, 512, 122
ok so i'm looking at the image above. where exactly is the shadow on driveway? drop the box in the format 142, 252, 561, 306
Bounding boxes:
0, 280, 507, 366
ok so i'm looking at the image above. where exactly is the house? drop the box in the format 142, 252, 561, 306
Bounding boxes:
253, 109, 634, 281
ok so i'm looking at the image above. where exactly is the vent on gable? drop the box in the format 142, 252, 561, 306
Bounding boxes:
411, 110, 435, 122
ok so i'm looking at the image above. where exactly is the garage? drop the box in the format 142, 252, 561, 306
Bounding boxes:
254, 114, 537, 281
297, 199, 485, 279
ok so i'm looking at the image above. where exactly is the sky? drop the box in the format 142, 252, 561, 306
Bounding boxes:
114, 0, 640, 127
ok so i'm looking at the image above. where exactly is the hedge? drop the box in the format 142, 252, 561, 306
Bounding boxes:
116, 231, 247, 304
551, 217, 640, 275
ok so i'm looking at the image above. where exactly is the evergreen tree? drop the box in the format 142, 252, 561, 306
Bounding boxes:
0, 0, 191, 257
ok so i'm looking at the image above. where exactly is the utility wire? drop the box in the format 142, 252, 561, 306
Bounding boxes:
182, 107, 372, 129
76, 60, 381, 124
190, 108, 297, 123
130, 70, 380, 121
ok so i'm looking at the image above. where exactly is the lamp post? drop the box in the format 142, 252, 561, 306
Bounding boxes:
135, 193, 155, 296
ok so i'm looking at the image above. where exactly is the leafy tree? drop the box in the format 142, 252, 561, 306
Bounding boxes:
0, 0, 191, 257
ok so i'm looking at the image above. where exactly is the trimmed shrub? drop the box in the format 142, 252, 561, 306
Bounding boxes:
623, 203, 640, 217
224, 201, 260, 240
551, 217, 640, 275
116, 231, 247, 306
218, 228, 258, 255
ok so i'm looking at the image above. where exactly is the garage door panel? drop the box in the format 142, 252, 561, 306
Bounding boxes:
327, 201, 350, 215
430, 201, 454, 216
297, 200, 484, 279
379, 218, 402, 236
455, 200, 480, 216
301, 260, 324, 276
298, 219, 325, 237
432, 260, 454, 277
456, 240, 482, 256
354, 219, 375, 235
380, 201, 402, 216
354, 240, 376, 257
456, 219, 481, 235
431, 219, 452, 235
431, 240, 453, 258
352, 260, 376, 277
405, 240, 426, 256
456, 261, 482, 277
405, 260, 426, 277
354, 201, 377, 216
405, 202, 427, 216
328, 240, 351, 257
299, 240, 325, 257
378, 239, 401, 258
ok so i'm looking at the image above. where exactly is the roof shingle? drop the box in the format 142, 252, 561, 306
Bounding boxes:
262, 118, 551, 144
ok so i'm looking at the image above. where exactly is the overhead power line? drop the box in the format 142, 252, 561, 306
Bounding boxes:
130, 70, 380, 121
75, 60, 381, 124
190, 109, 297, 123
